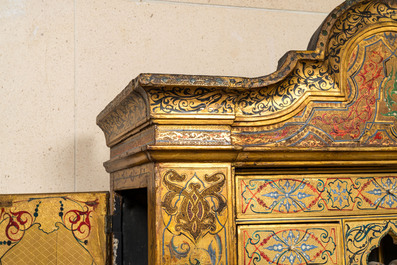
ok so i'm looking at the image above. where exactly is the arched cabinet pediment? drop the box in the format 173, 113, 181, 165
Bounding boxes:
97, 0, 397, 264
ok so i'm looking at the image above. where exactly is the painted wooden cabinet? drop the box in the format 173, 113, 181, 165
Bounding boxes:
96, 0, 397, 264
3, 0, 397, 264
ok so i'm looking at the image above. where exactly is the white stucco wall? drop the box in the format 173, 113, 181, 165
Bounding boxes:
0, 0, 345, 194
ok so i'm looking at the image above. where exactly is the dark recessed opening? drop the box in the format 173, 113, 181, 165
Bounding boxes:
368, 232, 397, 265
117, 188, 148, 265
368, 246, 380, 263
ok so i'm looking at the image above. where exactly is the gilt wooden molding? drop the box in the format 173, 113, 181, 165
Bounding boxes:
97, 1, 397, 264
98, 0, 397, 166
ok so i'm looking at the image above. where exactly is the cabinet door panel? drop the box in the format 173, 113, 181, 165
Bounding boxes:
0, 192, 108, 265
237, 174, 397, 220
238, 223, 342, 265
344, 217, 397, 265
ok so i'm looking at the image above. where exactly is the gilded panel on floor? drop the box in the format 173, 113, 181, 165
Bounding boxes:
158, 164, 233, 264
238, 223, 341, 265
237, 174, 397, 219
0, 193, 108, 265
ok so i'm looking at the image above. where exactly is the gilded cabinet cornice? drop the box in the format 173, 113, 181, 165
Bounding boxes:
97, 0, 397, 165
97, 2, 397, 264
97, 81, 150, 147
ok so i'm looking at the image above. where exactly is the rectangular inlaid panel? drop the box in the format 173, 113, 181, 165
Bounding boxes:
156, 163, 234, 265
0, 192, 108, 265
156, 125, 231, 146
237, 174, 397, 219
238, 223, 342, 265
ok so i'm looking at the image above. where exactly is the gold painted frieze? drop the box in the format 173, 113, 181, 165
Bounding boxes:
237, 174, 397, 220
97, 0, 397, 155
156, 125, 231, 146
238, 223, 342, 265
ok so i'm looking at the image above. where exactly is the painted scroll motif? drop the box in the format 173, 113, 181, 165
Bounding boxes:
238, 175, 397, 219
0, 193, 107, 265
148, 86, 236, 115
98, 89, 147, 145
156, 125, 231, 146
239, 224, 340, 265
234, 31, 397, 147
345, 218, 397, 265
160, 166, 231, 264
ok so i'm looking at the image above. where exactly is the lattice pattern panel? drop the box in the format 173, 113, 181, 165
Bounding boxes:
0, 193, 107, 264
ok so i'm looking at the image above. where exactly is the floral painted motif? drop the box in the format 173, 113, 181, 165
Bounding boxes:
234, 31, 397, 147
237, 61, 335, 116
366, 177, 397, 208
381, 55, 397, 120
326, 179, 352, 209
264, 230, 318, 264
239, 176, 397, 218
240, 225, 339, 265
148, 87, 236, 114
0, 209, 33, 242
345, 219, 397, 265
240, 178, 321, 216
167, 234, 223, 265
261, 180, 314, 213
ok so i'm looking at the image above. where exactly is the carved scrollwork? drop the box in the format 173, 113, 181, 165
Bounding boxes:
98, 92, 147, 144
327, 1, 397, 75
147, 87, 236, 114
161, 169, 227, 242
147, 62, 336, 118
345, 220, 397, 264
237, 62, 335, 116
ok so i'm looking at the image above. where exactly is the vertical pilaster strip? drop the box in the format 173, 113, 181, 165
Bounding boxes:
148, 163, 160, 265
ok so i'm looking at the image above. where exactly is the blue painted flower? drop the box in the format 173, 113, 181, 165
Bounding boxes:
367, 178, 397, 208
265, 230, 318, 265
262, 180, 313, 213
327, 179, 351, 209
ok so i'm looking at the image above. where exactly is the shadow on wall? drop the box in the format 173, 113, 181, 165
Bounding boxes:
73, 133, 109, 191
7, 133, 108, 194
